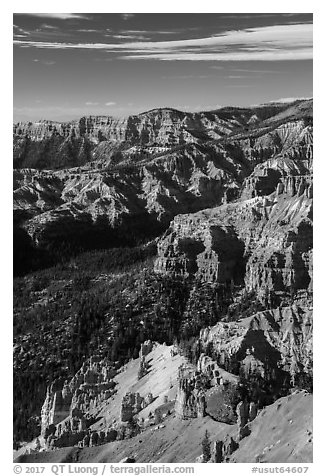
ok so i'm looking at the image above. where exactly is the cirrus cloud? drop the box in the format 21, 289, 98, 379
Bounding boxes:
18, 13, 91, 20
13, 23, 312, 62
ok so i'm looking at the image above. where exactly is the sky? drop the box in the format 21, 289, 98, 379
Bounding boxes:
13, 12, 313, 121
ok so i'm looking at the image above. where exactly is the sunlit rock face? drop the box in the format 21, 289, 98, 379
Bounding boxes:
13, 101, 312, 257
13, 107, 242, 170
199, 305, 312, 380
155, 192, 312, 299
13, 100, 313, 462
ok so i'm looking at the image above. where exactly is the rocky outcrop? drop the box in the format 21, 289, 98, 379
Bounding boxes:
14, 100, 313, 258
13, 99, 313, 461
120, 391, 154, 422
138, 341, 153, 379
76, 428, 118, 449
40, 356, 116, 448
197, 354, 239, 385
139, 340, 153, 359
154, 223, 244, 283
155, 191, 312, 301
236, 401, 251, 440
13, 108, 239, 170
120, 392, 144, 422
174, 364, 208, 419
175, 357, 240, 424
13, 133, 252, 244
240, 120, 312, 200
211, 440, 223, 462
222, 435, 239, 460
153, 112, 313, 304
199, 305, 312, 384
209, 435, 239, 462
138, 357, 150, 380
15, 103, 297, 171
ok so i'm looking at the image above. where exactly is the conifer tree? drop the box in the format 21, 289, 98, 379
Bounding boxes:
202, 429, 211, 462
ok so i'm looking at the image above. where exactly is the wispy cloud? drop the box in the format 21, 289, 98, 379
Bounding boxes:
105, 102, 116, 106
33, 59, 56, 65
77, 29, 100, 33
122, 50, 312, 61
13, 24, 30, 37
13, 23, 312, 62
109, 34, 149, 40
19, 13, 90, 20
85, 101, 99, 106
227, 75, 252, 79
221, 13, 304, 20
40, 24, 59, 30
121, 29, 182, 35
119, 23, 313, 61
212, 67, 279, 73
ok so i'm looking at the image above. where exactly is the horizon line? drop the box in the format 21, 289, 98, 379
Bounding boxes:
13, 97, 313, 124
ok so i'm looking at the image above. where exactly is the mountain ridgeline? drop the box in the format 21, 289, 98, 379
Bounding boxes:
13, 99, 312, 274
13, 99, 313, 463
13, 102, 299, 169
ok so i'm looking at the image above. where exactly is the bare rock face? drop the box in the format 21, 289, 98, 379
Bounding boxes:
13, 108, 237, 170
138, 357, 149, 380
153, 113, 313, 304
199, 305, 312, 384
14, 100, 313, 460
14, 101, 313, 265
13, 133, 257, 247
139, 340, 153, 359
120, 390, 154, 423
197, 354, 239, 385
236, 401, 251, 440
40, 356, 116, 448
120, 392, 144, 422
13, 116, 128, 170
174, 364, 208, 419
248, 402, 258, 421
77, 428, 118, 449
241, 121, 312, 200
154, 223, 244, 283
210, 436, 239, 462
138, 342, 153, 379
174, 357, 240, 424
210, 440, 223, 463
16, 102, 290, 170
222, 435, 239, 459
155, 192, 312, 301
40, 381, 72, 437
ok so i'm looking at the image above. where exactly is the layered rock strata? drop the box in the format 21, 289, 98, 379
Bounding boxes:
174, 364, 208, 419
40, 356, 116, 448
199, 305, 312, 382
14, 101, 312, 256
155, 192, 312, 300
